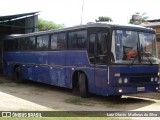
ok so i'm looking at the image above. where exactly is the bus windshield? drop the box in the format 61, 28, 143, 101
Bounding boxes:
111, 30, 158, 64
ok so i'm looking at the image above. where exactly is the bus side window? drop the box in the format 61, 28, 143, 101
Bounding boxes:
5, 40, 10, 51
57, 33, 66, 49
25, 37, 30, 50
4, 40, 7, 51
37, 35, 49, 50
14, 39, 19, 51
88, 34, 95, 63
9, 40, 14, 51
19, 38, 25, 51
18, 39, 21, 51
5, 40, 11, 51
28, 37, 36, 50
42, 35, 49, 50
51, 34, 58, 50
68, 30, 87, 49
37, 36, 42, 50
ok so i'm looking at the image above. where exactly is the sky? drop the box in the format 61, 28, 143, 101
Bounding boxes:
0, 0, 160, 27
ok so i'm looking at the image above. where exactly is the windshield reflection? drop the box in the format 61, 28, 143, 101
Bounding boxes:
111, 30, 158, 64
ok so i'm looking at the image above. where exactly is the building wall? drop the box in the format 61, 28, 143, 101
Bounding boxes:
154, 29, 160, 58
155, 28, 160, 35
0, 15, 38, 34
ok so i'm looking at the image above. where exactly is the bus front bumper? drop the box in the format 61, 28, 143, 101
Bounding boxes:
109, 84, 159, 95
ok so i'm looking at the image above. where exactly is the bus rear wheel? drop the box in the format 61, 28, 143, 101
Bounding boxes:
79, 73, 88, 98
14, 67, 24, 83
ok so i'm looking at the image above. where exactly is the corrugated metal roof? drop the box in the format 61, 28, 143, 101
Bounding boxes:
0, 11, 39, 22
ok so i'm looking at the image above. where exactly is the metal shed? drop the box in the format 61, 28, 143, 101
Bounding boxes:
0, 11, 39, 73
0, 11, 39, 35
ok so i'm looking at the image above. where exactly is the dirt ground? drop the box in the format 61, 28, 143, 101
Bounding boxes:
0, 76, 160, 119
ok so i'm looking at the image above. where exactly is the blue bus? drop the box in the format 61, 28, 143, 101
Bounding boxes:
3, 23, 160, 98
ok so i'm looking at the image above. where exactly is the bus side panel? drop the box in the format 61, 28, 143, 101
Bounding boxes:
65, 68, 72, 88
48, 52, 66, 87
21, 52, 36, 80
34, 52, 48, 83
35, 66, 48, 83
3, 52, 15, 77
4, 51, 97, 93
24, 65, 35, 81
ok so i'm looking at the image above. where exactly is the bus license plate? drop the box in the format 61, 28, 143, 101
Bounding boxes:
137, 87, 145, 91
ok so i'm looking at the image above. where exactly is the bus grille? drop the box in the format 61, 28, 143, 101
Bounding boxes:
130, 77, 151, 83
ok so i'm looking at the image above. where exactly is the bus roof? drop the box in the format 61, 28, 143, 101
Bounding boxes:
5, 22, 155, 39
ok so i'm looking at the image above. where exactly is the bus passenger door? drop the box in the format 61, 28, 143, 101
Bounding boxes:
88, 29, 109, 95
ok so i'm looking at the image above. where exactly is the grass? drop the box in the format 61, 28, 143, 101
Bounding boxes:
64, 97, 125, 109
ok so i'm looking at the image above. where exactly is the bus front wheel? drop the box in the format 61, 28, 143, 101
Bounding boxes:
79, 73, 88, 98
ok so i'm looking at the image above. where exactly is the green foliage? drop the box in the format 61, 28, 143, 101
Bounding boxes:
95, 16, 113, 22
38, 19, 64, 31
129, 12, 149, 24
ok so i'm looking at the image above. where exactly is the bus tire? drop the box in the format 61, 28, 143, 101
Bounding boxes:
14, 67, 24, 83
72, 83, 79, 96
79, 73, 88, 98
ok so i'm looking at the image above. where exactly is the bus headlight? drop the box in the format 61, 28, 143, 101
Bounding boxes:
124, 78, 128, 84
158, 72, 160, 76
151, 77, 154, 82
156, 87, 159, 90
118, 78, 123, 84
155, 77, 158, 82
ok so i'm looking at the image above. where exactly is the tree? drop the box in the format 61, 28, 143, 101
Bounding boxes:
38, 19, 64, 31
95, 16, 113, 22
129, 12, 149, 24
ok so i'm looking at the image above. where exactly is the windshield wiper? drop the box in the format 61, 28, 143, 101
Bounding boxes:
129, 54, 138, 67
129, 43, 141, 67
